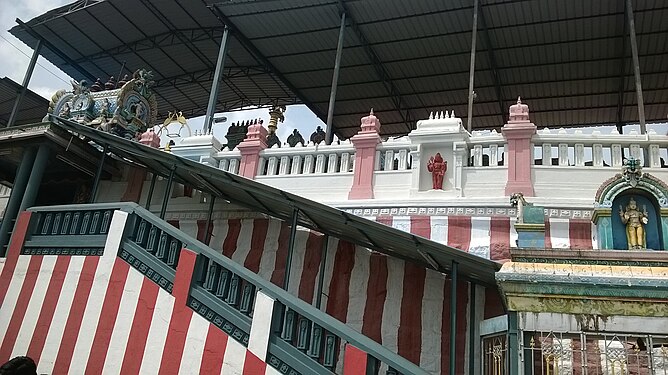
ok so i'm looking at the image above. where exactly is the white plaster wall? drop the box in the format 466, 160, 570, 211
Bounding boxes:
373, 171, 411, 200
461, 167, 507, 198
533, 167, 668, 205
255, 173, 354, 203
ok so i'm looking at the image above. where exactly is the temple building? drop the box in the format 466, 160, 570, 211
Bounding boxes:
1, 1, 668, 374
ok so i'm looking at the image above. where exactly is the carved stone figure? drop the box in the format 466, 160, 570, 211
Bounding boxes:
619, 197, 649, 249
310, 126, 326, 145
427, 153, 447, 190
58, 103, 71, 118
287, 129, 305, 147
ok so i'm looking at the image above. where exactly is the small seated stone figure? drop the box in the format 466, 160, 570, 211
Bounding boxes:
117, 74, 129, 87
310, 126, 326, 145
91, 78, 103, 92
287, 129, 305, 147
104, 76, 116, 90
58, 103, 71, 119
619, 197, 649, 249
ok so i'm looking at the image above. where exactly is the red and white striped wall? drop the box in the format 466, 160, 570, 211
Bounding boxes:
0, 211, 284, 374
166, 213, 595, 372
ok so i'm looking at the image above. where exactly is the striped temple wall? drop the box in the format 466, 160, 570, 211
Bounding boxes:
0, 208, 595, 374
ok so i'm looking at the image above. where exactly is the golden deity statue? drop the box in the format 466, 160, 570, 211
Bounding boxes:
619, 197, 649, 249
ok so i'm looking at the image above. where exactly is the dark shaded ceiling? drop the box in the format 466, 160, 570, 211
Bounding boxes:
9, 0, 668, 139
0, 77, 49, 127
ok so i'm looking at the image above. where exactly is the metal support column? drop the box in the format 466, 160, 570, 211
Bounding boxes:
315, 234, 329, 310
160, 166, 175, 220
203, 195, 216, 245
89, 144, 108, 203
6, 39, 42, 128
508, 312, 520, 375
283, 207, 299, 290
325, 11, 347, 145
449, 260, 459, 375
626, 0, 646, 134
0, 147, 37, 256
18, 144, 51, 213
204, 26, 230, 134
466, 0, 480, 133
468, 283, 476, 375
145, 173, 157, 210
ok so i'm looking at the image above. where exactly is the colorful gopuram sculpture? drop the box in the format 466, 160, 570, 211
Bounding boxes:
46, 69, 158, 139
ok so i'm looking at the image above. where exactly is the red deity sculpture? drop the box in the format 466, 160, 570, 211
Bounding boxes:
427, 153, 447, 190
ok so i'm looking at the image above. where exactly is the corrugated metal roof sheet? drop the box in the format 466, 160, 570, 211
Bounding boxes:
0, 77, 49, 127
9, 0, 668, 139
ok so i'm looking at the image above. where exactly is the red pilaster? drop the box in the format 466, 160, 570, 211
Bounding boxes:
237, 124, 268, 179
502, 97, 536, 196
349, 110, 382, 200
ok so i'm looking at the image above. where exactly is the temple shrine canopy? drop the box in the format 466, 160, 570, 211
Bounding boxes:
8, 0, 668, 139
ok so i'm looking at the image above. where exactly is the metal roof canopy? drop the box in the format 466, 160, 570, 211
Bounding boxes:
48, 115, 501, 286
0, 78, 49, 127
10, 0, 668, 139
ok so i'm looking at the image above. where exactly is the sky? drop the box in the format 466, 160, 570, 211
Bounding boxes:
0, 0, 325, 145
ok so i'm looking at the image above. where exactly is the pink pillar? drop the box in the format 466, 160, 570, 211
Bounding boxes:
502, 97, 536, 196
236, 124, 268, 179
348, 110, 381, 200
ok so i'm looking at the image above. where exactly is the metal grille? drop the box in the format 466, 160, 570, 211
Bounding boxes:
483, 334, 509, 375
522, 331, 668, 375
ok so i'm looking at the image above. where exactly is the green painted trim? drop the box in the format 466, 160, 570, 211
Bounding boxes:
500, 281, 668, 299
21, 247, 104, 256
24, 235, 107, 248
188, 295, 250, 346
514, 223, 545, 232
119, 246, 174, 293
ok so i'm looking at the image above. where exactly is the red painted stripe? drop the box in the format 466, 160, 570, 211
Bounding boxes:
200, 325, 229, 375
454, 281, 469, 373
297, 231, 324, 303
119, 276, 160, 374
85, 259, 131, 374
269, 221, 292, 287
52, 256, 100, 374
343, 344, 368, 375
440, 279, 471, 373
243, 351, 267, 374
0, 255, 43, 363
325, 241, 356, 322
490, 217, 511, 261
26, 256, 72, 362
447, 216, 472, 251
167, 220, 180, 229
398, 262, 425, 365
158, 248, 198, 375
569, 220, 593, 250
244, 219, 270, 273
361, 253, 387, 343
544, 219, 553, 249
375, 215, 393, 227
196, 219, 214, 245
0, 211, 32, 306
222, 219, 242, 258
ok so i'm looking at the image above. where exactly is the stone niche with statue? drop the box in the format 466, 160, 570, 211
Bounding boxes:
592, 157, 668, 250
407, 110, 469, 197
45, 69, 158, 139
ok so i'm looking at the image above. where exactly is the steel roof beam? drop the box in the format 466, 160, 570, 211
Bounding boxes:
210, 5, 327, 125
626, 0, 646, 134
74, 28, 225, 63
15, 18, 96, 82
479, 4, 506, 124
615, 3, 628, 133
337, 0, 413, 133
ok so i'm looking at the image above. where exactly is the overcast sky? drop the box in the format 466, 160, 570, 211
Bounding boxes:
0, 0, 326, 144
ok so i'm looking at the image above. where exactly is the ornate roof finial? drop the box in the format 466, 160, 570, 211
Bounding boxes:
517, 96, 522, 104
370, 108, 374, 116
508, 95, 530, 123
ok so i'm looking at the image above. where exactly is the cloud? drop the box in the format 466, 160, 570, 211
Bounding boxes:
0, 0, 73, 98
